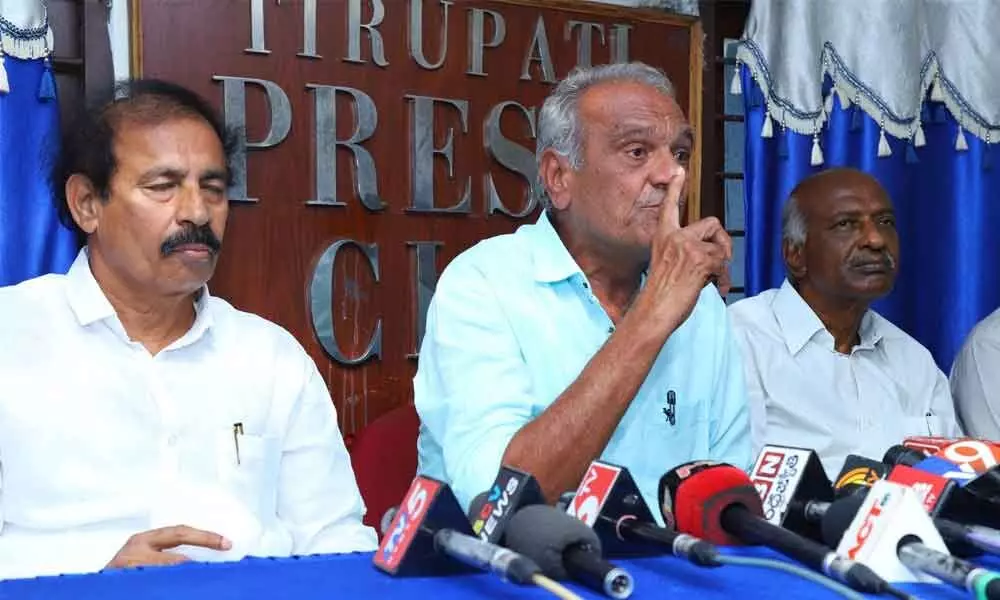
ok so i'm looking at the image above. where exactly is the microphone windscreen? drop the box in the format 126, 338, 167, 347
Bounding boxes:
659, 463, 763, 545
884, 445, 927, 467
820, 494, 866, 548
466, 491, 490, 521
505, 504, 602, 579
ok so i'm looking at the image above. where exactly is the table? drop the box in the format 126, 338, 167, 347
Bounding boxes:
1, 547, 991, 599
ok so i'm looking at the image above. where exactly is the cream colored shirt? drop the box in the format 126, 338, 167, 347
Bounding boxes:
951, 307, 1000, 440
729, 280, 962, 478
0, 250, 376, 580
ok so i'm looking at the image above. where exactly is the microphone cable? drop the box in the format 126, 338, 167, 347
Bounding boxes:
715, 555, 915, 600
531, 573, 583, 600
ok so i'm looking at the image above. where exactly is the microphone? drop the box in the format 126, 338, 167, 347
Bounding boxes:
660, 460, 896, 596
822, 479, 1000, 597
933, 439, 1000, 501
901, 436, 956, 455
565, 460, 720, 565
374, 475, 541, 584
805, 454, 981, 557
506, 504, 634, 599
900, 437, 1000, 497
778, 454, 971, 557
885, 464, 957, 517
921, 438, 1000, 473
556, 491, 577, 512
833, 455, 889, 499
839, 453, 1000, 533
821, 491, 1000, 559
883, 445, 927, 468
749, 445, 833, 542
468, 465, 545, 544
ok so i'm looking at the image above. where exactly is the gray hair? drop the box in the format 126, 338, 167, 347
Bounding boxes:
534, 62, 676, 210
782, 194, 808, 246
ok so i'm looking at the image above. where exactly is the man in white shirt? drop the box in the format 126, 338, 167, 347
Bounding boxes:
729, 168, 961, 478
951, 309, 1000, 440
0, 79, 376, 580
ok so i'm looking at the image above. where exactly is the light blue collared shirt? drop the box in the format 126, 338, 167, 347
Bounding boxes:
414, 213, 751, 513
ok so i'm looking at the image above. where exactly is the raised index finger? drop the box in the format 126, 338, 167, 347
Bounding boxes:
657, 167, 686, 237
685, 217, 732, 261
147, 525, 232, 552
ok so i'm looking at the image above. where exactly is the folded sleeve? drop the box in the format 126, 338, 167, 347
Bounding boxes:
414, 259, 536, 511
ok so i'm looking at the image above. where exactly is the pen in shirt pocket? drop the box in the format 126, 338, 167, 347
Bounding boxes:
925, 411, 934, 435
233, 422, 244, 465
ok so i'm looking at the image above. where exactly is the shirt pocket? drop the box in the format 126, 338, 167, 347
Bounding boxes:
215, 432, 281, 519
900, 415, 935, 438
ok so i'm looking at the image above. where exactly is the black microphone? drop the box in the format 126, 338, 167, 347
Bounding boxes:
467, 466, 545, 544
883, 445, 928, 468
374, 475, 541, 584
506, 504, 634, 599
832, 455, 890, 499
660, 461, 899, 597
565, 460, 720, 566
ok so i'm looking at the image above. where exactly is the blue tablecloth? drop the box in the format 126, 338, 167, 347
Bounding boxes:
1, 547, 993, 599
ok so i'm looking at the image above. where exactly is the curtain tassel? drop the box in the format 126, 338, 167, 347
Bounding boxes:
730, 63, 743, 95
0, 55, 9, 95
930, 77, 945, 102
914, 123, 926, 148
37, 57, 56, 101
823, 92, 835, 117
877, 129, 892, 158
761, 111, 774, 138
810, 135, 824, 166
778, 127, 790, 159
955, 127, 969, 152
850, 106, 864, 132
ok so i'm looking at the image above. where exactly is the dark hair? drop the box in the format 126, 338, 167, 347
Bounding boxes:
51, 78, 241, 245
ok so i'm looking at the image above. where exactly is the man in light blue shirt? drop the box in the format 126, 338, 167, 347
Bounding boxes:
414, 63, 751, 514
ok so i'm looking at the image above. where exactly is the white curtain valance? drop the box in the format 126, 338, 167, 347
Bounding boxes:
0, 0, 54, 93
0, 0, 54, 59
735, 0, 1000, 155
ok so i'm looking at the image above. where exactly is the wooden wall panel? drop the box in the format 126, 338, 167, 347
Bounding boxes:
133, 0, 701, 436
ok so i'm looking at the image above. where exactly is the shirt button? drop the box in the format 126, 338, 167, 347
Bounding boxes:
166, 435, 177, 447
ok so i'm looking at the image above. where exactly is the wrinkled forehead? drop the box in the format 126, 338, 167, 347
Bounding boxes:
803, 178, 894, 221
579, 80, 689, 138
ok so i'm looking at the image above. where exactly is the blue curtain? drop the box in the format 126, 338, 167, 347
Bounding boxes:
0, 57, 78, 287
742, 71, 1000, 371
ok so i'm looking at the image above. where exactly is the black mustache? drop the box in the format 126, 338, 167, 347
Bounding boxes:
160, 224, 222, 256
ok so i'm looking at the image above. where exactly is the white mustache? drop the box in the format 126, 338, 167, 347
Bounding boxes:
637, 194, 669, 209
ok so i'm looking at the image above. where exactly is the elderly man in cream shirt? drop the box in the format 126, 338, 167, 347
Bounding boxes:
729, 169, 962, 478
0, 79, 375, 580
